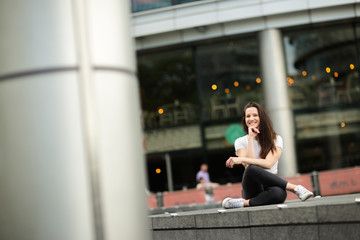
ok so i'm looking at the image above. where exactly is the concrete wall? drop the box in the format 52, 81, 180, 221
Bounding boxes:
132, 0, 360, 50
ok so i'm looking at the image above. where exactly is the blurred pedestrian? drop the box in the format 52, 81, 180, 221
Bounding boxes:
196, 163, 211, 184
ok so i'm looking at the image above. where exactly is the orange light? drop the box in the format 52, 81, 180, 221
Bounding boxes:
287, 77, 294, 86
158, 108, 164, 114
334, 72, 339, 78
302, 71, 307, 77
211, 84, 217, 90
350, 64, 355, 70
256, 78, 261, 84
225, 88, 230, 94
156, 168, 161, 174
234, 81, 239, 87
340, 122, 346, 128
326, 67, 331, 73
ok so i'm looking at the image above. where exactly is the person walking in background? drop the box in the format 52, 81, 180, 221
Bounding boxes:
196, 163, 211, 184
196, 164, 219, 203
222, 102, 313, 209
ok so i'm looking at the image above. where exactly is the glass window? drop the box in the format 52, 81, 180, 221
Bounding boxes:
132, 0, 203, 13
283, 21, 360, 173
284, 24, 360, 109
137, 49, 199, 129
196, 38, 262, 121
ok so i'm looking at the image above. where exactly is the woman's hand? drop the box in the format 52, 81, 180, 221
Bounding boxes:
226, 157, 243, 168
248, 127, 260, 138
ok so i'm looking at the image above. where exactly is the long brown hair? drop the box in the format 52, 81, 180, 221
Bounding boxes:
241, 102, 277, 159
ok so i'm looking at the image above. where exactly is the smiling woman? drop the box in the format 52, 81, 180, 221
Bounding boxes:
222, 102, 314, 208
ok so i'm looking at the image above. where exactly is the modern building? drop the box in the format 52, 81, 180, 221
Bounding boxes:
131, 0, 360, 192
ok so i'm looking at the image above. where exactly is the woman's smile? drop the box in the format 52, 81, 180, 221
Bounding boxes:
245, 107, 260, 128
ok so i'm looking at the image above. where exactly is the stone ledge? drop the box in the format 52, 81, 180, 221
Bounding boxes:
150, 194, 360, 240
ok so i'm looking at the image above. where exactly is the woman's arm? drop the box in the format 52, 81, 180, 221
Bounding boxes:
236, 149, 250, 168
227, 147, 282, 169
236, 132, 257, 167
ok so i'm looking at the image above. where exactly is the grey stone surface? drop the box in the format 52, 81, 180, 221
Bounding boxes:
318, 223, 360, 240
250, 226, 289, 240
197, 228, 251, 240
149, 203, 221, 215
153, 230, 196, 240
152, 214, 196, 229
249, 205, 318, 226
196, 210, 249, 228
317, 203, 360, 223
250, 225, 318, 240
150, 194, 360, 240
288, 225, 318, 240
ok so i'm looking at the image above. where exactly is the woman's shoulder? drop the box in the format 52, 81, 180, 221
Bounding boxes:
234, 135, 248, 146
235, 134, 248, 142
275, 134, 283, 147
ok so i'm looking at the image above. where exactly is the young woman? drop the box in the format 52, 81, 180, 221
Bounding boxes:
222, 102, 313, 208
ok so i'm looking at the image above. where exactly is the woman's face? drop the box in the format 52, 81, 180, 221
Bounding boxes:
245, 107, 260, 129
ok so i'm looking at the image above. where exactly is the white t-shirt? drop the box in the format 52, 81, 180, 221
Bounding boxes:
234, 135, 283, 174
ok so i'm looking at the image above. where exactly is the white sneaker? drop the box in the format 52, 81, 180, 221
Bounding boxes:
222, 197, 245, 209
294, 185, 314, 201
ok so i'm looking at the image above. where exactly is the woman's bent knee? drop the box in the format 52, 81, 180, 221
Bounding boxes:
245, 165, 262, 176
270, 187, 287, 203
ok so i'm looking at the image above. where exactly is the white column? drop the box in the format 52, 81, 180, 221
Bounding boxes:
0, 1, 150, 240
259, 29, 298, 177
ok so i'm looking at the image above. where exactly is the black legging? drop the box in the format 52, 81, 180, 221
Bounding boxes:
242, 165, 288, 206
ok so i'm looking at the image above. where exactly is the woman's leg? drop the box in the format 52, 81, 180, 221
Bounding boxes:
243, 165, 313, 203
242, 165, 287, 206
241, 166, 264, 200
243, 165, 288, 193
249, 186, 287, 206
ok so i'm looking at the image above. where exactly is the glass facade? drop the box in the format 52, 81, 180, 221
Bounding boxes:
283, 21, 360, 173
138, 49, 199, 129
138, 37, 260, 191
197, 38, 262, 122
138, 20, 360, 193
132, 0, 203, 13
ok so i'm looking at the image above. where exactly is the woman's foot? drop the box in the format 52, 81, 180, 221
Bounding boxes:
294, 185, 314, 201
222, 197, 245, 209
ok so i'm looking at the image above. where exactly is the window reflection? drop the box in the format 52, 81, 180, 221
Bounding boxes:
196, 38, 262, 121
132, 0, 204, 13
138, 49, 199, 129
283, 22, 360, 173
284, 25, 360, 109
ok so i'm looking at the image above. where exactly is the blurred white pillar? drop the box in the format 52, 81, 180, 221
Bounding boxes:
259, 29, 298, 177
0, 1, 150, 240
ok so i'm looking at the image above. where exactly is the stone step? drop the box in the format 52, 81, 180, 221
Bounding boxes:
150, 193, 360, 240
